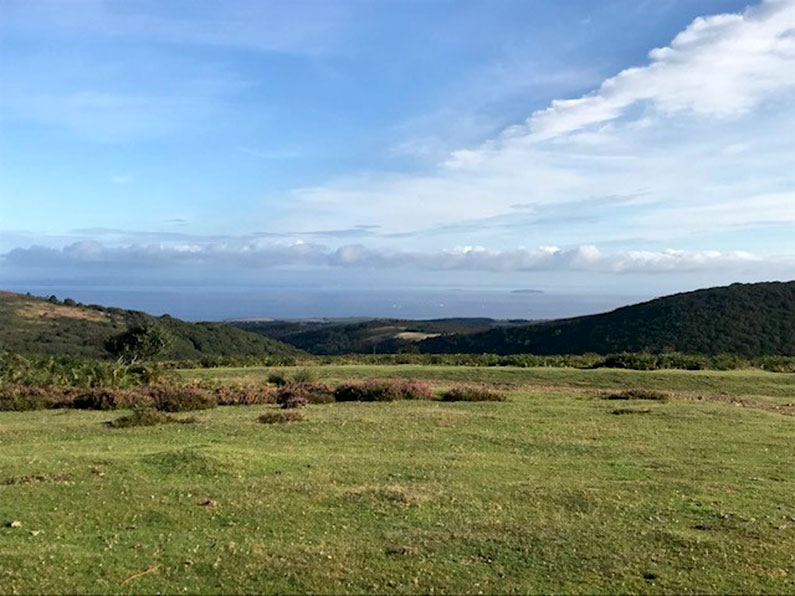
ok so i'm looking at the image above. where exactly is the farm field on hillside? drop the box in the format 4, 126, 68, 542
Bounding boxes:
1, 366, 794, 594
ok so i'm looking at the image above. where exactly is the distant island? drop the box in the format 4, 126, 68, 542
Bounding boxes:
510, 289, 544, 294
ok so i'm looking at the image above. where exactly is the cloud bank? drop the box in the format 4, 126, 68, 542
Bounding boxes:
2, 240, 783, 275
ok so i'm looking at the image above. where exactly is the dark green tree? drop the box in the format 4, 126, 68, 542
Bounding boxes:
105, 323, 173, 364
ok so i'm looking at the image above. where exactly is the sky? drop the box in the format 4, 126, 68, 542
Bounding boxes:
1, 0, 793, 319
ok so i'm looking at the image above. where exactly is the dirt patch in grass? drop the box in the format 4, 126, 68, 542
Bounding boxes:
18, 301, 108, 322
108, 409, 197, 429
602, 389, 669, 401
611, 407, 653, 415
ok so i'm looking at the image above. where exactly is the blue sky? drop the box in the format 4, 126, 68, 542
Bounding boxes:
1, 0, 793, 318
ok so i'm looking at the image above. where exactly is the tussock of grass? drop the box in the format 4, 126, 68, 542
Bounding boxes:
439, 385, 506, 402
603, 388, 669, 402
107, 408, 197, 428
258, 409, 305, 424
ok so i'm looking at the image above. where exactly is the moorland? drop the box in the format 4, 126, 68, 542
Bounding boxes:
0, 283, 794, 593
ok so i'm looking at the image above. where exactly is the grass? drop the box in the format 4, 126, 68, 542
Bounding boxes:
0, 365, 793, 593
174, 364, 795, 398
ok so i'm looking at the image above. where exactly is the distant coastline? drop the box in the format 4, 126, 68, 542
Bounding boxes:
510, 289, 544, 294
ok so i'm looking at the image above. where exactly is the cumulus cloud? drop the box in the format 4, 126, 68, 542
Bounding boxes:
1, 240, 780, 274
281, 0, 795, 242
522, 0, 795, 140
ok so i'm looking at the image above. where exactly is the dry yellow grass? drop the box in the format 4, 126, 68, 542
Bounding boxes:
18, 301, 108, 322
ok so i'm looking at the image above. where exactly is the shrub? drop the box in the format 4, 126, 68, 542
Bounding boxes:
147, 384, 217, 412
267, 372, 288, 386
73, 388, 152, 410
754, 356, 795, 373
108, 408, 196, 428
0, 385, 78, 411
595, 353, 659, 371
399, 379, 434, 400
104, 323, 173, 364
333, 379, 434, 402
439, 385, 505, 402
710, 353, 746, 371
276, 382, 334, 408
258, 410, 305, 424
213, 385, 275, 406
602, 389, 669, 402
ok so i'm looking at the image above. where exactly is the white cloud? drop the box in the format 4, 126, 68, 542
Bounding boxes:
524, 0, 795, 140
277, 0, 795, 246
2, 240, 783, 275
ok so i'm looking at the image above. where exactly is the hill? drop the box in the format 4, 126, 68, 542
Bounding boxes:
0, 292, 302, 360
418, 281, 795, 357
232, 317, 529, 355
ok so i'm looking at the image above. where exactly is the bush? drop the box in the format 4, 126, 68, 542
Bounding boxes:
439, 385, 505, 402
258, 410, 305, 424
0, 385, 78, 411
147, 385, 217, 412
603, 389, 669, 402
333, 379, 434, 402
267, 372, 288, 386
276, 382, 334, 409
754, 356, 795, 373
594, 353, 659, 371
73, 388, 152, 410
108, 408, 196, 428
213, 385, 275, 406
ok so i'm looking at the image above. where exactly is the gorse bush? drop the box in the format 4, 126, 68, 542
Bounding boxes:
333, 379, 433, 402
439, 385, 506, 402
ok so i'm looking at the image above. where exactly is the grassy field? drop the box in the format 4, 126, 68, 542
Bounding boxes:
1, 366, 794, 594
